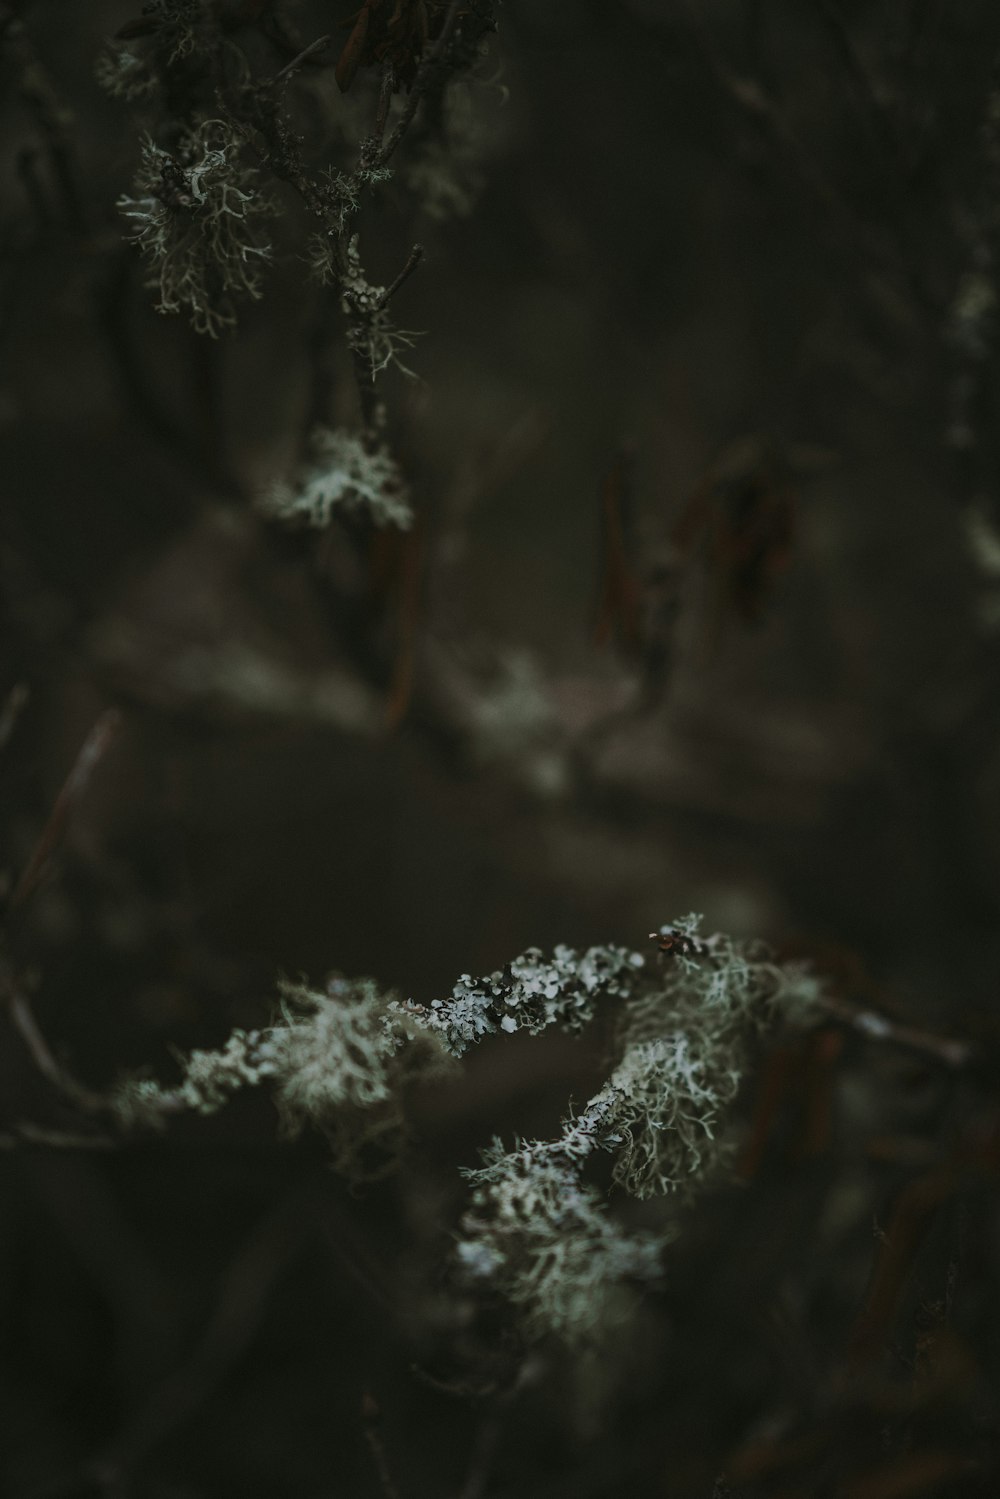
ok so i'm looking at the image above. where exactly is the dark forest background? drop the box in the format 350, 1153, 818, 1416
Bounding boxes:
2, 2, 1000, 1496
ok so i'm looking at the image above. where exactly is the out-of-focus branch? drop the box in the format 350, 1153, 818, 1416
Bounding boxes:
817, 994, 976, 1071
0, 681, 28, 753
2, 974, 110, 1115
7, 707, 121, 913
362, 1392, 404, 1499
1, 710, 121, 1122
0, 1121, 114, 1150
379, 0, 463, 166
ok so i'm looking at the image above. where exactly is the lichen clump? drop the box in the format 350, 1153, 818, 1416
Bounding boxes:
454, 918, 824, 1342
112, 919, 823, 1344
118, 119, 273, 336
260, 425, 414, 532
113, 976, 451, 1181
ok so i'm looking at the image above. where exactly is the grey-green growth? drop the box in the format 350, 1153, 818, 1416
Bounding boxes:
392, 941, 646, 1054
454, 920, 823, 1343
114, 977, 451, 1180
260, 426, 414, 532
117, 120, 274, 337
112, 919, 823, 1343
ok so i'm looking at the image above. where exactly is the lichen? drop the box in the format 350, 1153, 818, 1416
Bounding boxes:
393, 941, 646, 1056
117, 119, 274, 337
260, 426, 414, 531
457, 1139, 666, 1346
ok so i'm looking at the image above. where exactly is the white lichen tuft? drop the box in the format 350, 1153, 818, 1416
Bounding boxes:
117, 119, 274, 337
269, 977, 451, 1178
457, 1140, 666, 1347
260, 426, 413, 531
112, 976, 451, 1181
608, 919, 823, 1197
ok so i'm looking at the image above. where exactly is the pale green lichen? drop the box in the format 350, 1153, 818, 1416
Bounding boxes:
608, 922, 823, 1197
270, 977, 450, 1177
94, 45, 158, 102
454, 917, 824, 1342
260, 426, 413, 531
393, 941, 646, 1056
114, 920, 823, 1342
118, 119, 274, 337
112, 977, 451, 1180
457, 1139, 665, 1347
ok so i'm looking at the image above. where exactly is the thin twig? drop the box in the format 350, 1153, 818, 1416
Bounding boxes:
375, 244, 424, 311
274, 33, 331, 84
98, 1193, 312, 1481
9, 708, 122, 913
0, 1121, 114, 1150
3, 978, 110, 1115
0, 682, 28, 753
362, 1392, 403, 1499
815, 0, 899, 160
818, 994, 975, 1071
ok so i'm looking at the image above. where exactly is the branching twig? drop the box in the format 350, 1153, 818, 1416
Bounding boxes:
376, 244, 425, 311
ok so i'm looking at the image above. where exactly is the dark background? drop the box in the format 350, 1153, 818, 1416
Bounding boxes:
2, 2, 999, 1495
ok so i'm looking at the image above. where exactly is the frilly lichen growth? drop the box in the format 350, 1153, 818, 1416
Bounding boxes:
457, 1140, 666, 1346
112, 976, 452, 1180
454, 917, 824, 1342
260, 425, 413, 531
112, 919, 824, 1343
608, 925, 824, 1197
117, 119, 274, 337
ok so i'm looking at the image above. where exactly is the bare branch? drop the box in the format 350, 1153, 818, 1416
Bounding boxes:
818, 993, 976, 1070
8, 708, 121, 913
375, 243, 425, 311
3, 976, 110, 1115
273, 33, 331, 84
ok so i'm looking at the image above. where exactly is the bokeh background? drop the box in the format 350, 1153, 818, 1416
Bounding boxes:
2, 2, 999, 1495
